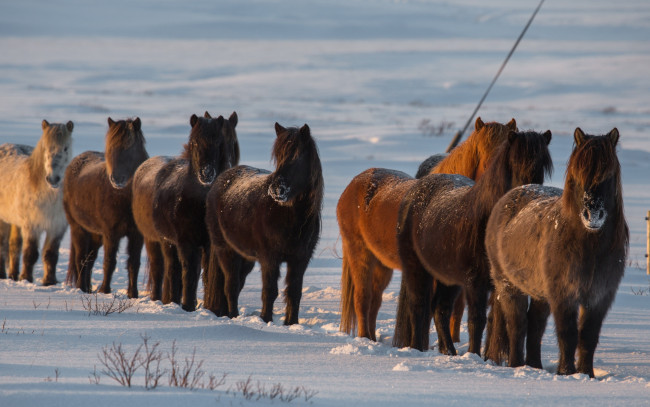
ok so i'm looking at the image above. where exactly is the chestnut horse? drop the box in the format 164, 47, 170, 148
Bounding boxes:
0, 120, 73, 285
64, 117, 148, 298
338, 117, 516, 341
204, 123, 323, 325
484, 128, 627, 378
393, 130, 552, 355
132, 112, 239, 311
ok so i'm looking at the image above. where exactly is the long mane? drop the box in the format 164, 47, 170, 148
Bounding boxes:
107, 118, 145, 151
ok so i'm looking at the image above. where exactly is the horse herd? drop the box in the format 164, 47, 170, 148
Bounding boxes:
0, 115, 627, 378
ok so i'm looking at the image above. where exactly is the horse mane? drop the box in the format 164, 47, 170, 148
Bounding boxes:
464, 130, 553, 250
563, 131, 628, 251
434, 118, 516, 178
272, 125, 324, 219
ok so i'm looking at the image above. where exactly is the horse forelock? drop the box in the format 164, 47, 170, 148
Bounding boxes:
106, 118, 145, 151
29, 122, 73, 187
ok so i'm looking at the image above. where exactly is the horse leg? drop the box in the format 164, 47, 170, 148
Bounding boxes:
161, 242, 181, 305
0, 221, 9, 279
369, 263, 393, 340
8, 224, 22, 280
203, 245, 223, 315
18, 231, 39, 283
576, 303, 610, 378
465, 280, 490, 355
525, 298, 550, 369
144, 240, 164, 301
284, 257, 311, 325
399, 259, 434, 352
450, 290, 465, 343
125, 231, 144, 299
484, 294, 508, 365
41, 231, 64, 286
81, 235, 102, 293
551, 301, 579, 375
350, 251, 378, 340
498, 288, 527, 368
431, 282, 460, 355
177, 244, 201, 312
260, 261, 281, 323
217, 247, 246, 318
98, 235, 119, 294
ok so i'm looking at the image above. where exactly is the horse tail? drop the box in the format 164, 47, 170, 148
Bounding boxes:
339, 252, 356, 335
484, 293, 509, 365
202, 246, 220, 314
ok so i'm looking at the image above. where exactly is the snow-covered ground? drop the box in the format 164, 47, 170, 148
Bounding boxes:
1, 1, 650, 405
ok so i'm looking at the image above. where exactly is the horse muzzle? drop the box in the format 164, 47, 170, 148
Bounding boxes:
580, 207, 607, 232
198, 166, 217, 186
109, 174, 129, 189
268, 183, 291, 204
46, 174, 61, 189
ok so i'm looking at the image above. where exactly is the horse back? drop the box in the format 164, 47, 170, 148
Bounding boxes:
337, 168, 415, 270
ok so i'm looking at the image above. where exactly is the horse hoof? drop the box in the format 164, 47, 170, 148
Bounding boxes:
42, 278, 58, 286
127, 289, 138, 299
19, 273, 33, 283
98, 286, 111, 294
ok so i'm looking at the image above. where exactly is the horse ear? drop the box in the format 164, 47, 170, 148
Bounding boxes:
133, 117, 141, 131
299, 124, 311, 137
475, 117, 485, 131
66, 121, 74, 132
506, 118, 517, 131
574, 128, 586, 147
190, 114, 199, 127
606, 128, 619, 146
229, 111, 238, 128
108, 117, 115, 127
204, 111, 212, 119
42, 120, 49, 130
275, 122, 286, 136
543, 130, 552, 145
216, 115, 225, 127
508, 130, 518, 143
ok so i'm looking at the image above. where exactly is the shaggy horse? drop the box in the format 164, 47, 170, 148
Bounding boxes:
63, 117, 148, 298
393, 130, 552, 355
204, 123, 323, 325
0, 120, 74, 284
416, 117, 517, 342
337, 117, 516, 341
484, 128, 627, 378
132, 112, 239, 311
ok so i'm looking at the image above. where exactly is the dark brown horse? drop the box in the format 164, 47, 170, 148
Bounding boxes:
204, 123, 323, 325
484, 128, 627, 378
338, 118, 516, 341
393, 130, 552, 355
63, 117, 148, 298
132, 112, 239, 311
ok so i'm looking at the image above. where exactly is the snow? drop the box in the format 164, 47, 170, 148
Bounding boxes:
1, 0, 650, 405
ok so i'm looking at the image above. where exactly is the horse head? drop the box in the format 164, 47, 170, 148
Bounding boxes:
567, 127, 621, 232
105, 117, 148, 189
187, 112, 225, 186
268, 122, 323, 209
41, 119, 73, 189
504, 129, 553, 187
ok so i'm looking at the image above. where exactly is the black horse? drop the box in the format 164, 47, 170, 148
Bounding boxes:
484, 128, 627, 378
204, 123, 323, 325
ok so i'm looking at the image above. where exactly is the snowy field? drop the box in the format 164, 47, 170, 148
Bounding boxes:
1, 0, 650, 405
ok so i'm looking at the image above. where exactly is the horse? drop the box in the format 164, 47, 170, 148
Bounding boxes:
416, 117, 517, 343
483, 128, 627, 378
337, 117, 516, 342
131, 111, 239, 312
63, 117, 148, 298
392, 130, 552, 355
0, 120, 74, 284
204, 123, 323, 325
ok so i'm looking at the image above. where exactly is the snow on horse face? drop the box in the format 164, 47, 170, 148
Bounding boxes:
0, 119, 73, 284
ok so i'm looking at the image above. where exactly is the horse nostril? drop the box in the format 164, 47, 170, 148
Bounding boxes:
582, 208, 589, 220
598, 210, 604, 220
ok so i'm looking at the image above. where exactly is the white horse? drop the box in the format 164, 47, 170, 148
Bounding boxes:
0, 120, 74, 285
